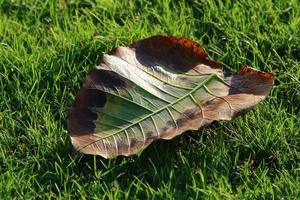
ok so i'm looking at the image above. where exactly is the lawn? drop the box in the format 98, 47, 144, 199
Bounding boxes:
0, 0, 300, 199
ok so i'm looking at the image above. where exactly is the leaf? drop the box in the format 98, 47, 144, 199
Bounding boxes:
68, 36, 274, 159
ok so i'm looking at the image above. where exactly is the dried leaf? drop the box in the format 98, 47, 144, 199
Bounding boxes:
68, 36, 274, 158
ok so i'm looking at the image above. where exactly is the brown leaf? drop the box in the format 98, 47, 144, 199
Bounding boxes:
68, 36, 274, 158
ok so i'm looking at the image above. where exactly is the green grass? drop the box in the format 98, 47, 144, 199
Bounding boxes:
0, 0, 300, 199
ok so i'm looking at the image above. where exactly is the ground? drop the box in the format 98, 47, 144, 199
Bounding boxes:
0, 0, 300, 199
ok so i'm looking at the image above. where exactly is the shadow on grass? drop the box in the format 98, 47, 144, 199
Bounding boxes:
34, 128, 208, 196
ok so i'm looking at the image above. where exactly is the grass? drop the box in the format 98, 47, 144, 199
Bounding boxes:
0, 0, 300, 199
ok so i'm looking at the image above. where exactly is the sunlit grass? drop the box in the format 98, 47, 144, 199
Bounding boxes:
0, 0, 300, 199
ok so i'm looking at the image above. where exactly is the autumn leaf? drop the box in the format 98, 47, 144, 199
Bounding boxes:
68, 36, 274, 159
